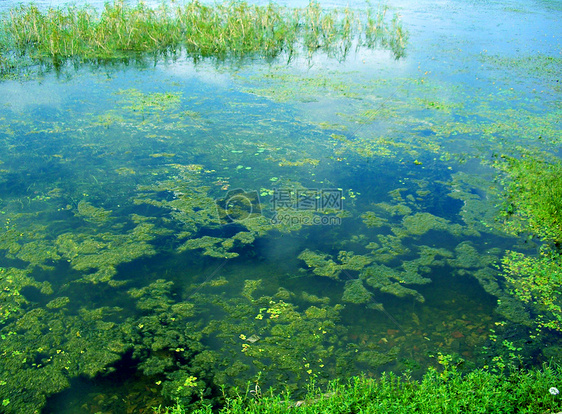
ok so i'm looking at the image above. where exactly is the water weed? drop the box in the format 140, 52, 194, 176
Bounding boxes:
493, 155, 562, 334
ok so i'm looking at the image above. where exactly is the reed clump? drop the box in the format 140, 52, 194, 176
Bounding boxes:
0, 0, 407, 66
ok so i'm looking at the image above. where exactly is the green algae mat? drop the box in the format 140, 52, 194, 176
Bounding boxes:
0, 0, 561, 412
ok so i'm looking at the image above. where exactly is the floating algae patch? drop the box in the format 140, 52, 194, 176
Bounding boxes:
241, 279, 263, 301
298, 249, 342, 279
447, 241, 497, 270
342, 279, 373, 304
478, 53, 562, 84
134, 170, 220, 235
289, 166, 522, 316
298, 206, 473, 304
375, 202, 412, 217
392, 212, 464, 238
446, 171, 507, 236
361, 211, 388, 228
365, 234, 409, 263
178, 235, 240, 259
183, 286, 401, 397
0, 299, 133, 413
360, 260, 429, 303
302, 291, 331, 305
76, 200, 112, 224
133, 166, 332, 260
0, 218, 65, 270
0, 267, 52, 324
243, 64, 562, 170
365, 271, 425, 303
54, 221, 166, 284
121, 279, 208, 407
116, 89, 182, 113
298, 249, 374, 279
420, 85, 562, 154
241, 69, 364, 103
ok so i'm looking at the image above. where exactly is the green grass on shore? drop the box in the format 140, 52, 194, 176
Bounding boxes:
158, 364, 562, 414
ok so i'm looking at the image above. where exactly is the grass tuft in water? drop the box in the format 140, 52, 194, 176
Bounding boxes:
0, 0, 407, 70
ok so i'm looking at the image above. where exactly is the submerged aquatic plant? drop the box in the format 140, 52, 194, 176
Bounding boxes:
502, 251, 562, 333
0, 0, 407, 72
494, 155, 562, 333
495, 155, 562, 243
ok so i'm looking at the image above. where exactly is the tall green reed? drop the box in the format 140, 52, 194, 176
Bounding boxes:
0, 0, 407, 68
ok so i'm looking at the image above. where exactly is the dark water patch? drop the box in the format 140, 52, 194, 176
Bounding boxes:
26, 105, 64, 122
61, 282, 135, 316
0, 254, 28, 270
43, 350, 167, 414
253, 233, 313, 271
26, 262, 74, 286
416, 265, 497, 310
0, 172, 35, 197
425, 195, 465, 224
20, 285, 46, 304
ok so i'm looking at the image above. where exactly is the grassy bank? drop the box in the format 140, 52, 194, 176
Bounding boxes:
159, 364, 562, 413
0, 0, 406, 72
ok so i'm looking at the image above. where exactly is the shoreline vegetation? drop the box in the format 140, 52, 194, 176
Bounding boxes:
0, 0, 407, 74
160, 364, 562, 413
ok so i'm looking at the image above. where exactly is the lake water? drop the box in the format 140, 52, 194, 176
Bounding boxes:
0, 0, 561, 412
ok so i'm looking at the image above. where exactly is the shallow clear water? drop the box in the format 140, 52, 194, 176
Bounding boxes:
0, 0, 561, 412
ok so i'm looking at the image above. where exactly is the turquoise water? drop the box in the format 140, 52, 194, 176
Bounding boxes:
0, 0, 561, 412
